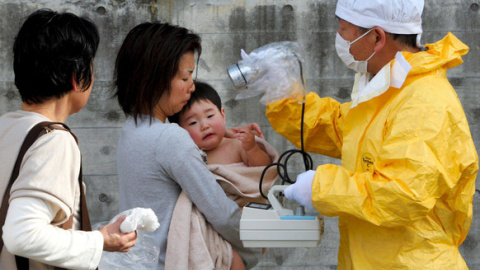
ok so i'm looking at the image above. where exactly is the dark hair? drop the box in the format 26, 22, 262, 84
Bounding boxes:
113, 22, 202, 123
358, 26, 418, 49
389, 33, 418, 48
14, 9, 99, 104
168, 80, 221, 124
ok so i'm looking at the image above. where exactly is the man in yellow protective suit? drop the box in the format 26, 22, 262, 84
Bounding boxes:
263, 0, 479, 269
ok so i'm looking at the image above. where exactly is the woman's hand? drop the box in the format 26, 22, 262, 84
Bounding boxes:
99, 215, 137, 252
226, 122, 264, 140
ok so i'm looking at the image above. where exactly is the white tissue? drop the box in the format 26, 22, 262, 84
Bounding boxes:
110, 207, 160, 233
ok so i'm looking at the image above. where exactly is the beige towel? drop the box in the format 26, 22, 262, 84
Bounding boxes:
165, 138, 279, 270
209, 137, 280, 208
165, 192, 232, 270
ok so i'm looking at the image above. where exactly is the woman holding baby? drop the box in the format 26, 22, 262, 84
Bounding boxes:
113, 22, 259, 270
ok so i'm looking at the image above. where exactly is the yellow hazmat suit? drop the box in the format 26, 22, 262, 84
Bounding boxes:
266, 33, 478, 269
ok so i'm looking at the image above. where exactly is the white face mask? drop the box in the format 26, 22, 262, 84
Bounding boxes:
335, 28, 376, 74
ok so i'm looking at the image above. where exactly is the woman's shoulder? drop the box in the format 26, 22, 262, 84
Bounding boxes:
0, 111, 76, 147
123, 117, 190, 138
32, 127, 78, 155
0, 110, 50, 127
154, 123, 205, 165
162, 122, 193, 140
153, 122, 197, 151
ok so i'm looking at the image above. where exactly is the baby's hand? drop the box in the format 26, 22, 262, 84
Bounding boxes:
225, 122, 264, 139
233, 126, 256, 151
232, 125, 271, 167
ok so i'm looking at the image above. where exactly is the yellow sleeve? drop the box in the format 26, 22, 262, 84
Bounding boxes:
265, 92, 350, 158
311, 89, 478, 228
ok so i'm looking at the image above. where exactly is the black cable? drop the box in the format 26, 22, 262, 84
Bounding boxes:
259, 102, 313, 199
258, 52, 313, 199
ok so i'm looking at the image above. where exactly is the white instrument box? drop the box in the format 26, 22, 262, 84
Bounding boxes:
240, 185, 323, 248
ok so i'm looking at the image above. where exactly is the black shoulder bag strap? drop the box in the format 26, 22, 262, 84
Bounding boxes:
0, 121, 93, 270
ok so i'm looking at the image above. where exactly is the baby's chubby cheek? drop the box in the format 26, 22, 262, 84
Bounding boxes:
187, 130, 203, 145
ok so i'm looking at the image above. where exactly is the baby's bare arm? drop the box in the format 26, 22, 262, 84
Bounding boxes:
243, 144, 271, 166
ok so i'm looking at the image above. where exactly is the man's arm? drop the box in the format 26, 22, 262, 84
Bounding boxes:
265, 92, 349, 158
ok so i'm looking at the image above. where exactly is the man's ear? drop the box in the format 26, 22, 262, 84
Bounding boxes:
373, 26, 387, 52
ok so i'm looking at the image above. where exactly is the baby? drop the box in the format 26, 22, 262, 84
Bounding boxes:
169, 81, 271, 167
168, 81, 276, 270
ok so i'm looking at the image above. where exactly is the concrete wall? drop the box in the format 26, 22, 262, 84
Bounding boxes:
0, 0, 479, 269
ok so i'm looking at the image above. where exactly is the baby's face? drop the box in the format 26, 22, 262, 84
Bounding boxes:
179, 99, 226, 151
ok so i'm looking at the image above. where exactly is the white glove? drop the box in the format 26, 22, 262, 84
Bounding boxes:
284, 170, 316, 211
110, 207, 160, 233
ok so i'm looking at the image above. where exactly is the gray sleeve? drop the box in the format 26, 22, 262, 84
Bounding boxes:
156, 126, 259, 268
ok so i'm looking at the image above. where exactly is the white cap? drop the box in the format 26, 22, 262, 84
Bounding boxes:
335, 0, 424, 46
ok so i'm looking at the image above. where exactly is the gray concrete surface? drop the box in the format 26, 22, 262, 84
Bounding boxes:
0, 0, 479, 269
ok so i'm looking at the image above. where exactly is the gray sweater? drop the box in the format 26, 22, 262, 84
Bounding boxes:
117, 116, 257, 269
